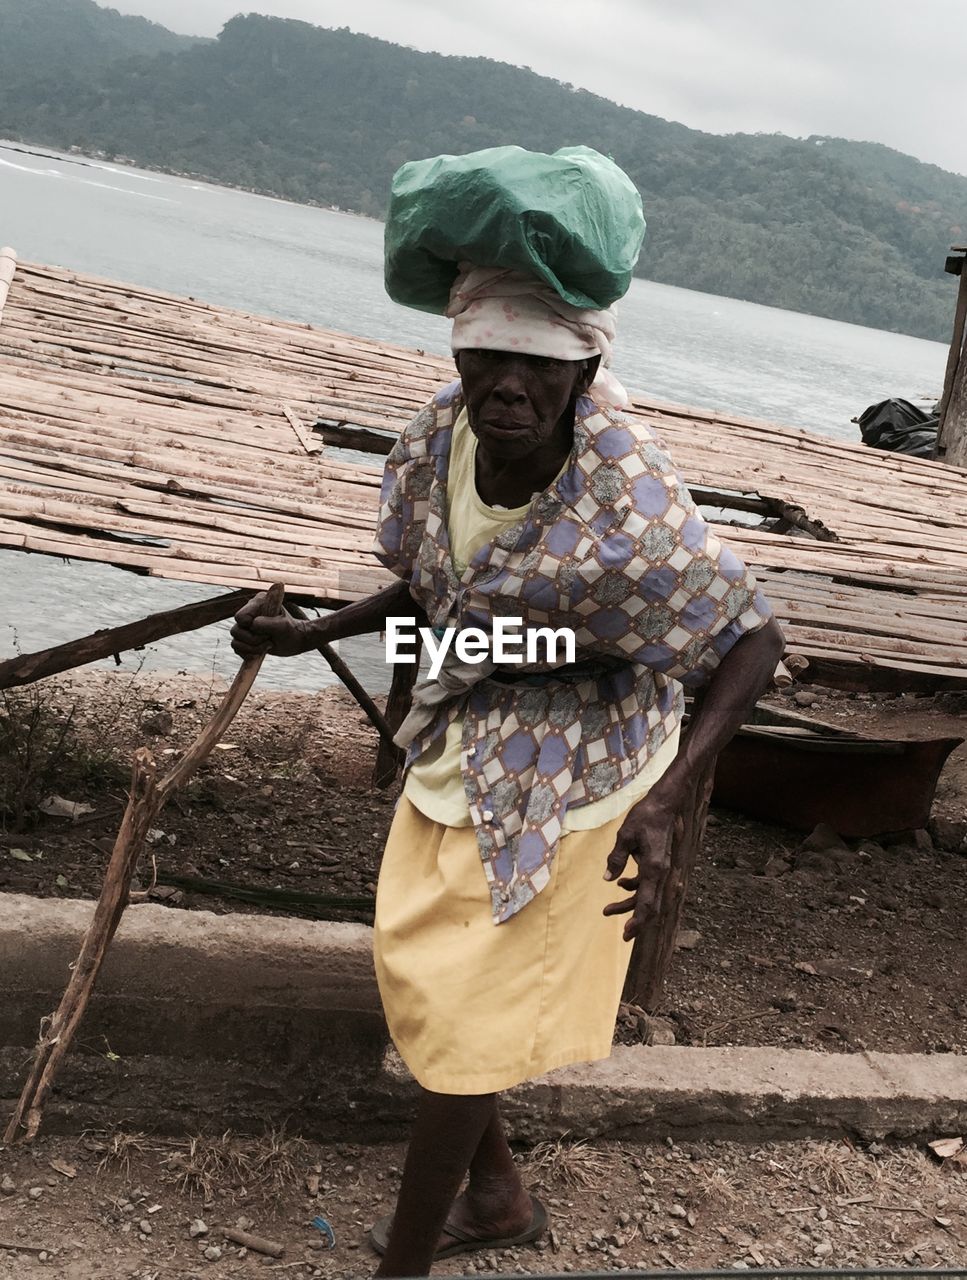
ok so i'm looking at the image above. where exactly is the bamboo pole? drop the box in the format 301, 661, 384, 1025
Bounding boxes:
3, 583, 285, 1145
0, 248, 16, 326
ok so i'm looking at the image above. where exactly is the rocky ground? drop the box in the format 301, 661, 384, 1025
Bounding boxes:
2, 671, 967, 1277
1, 1129, 966, 1278
1, 671, 964, 1056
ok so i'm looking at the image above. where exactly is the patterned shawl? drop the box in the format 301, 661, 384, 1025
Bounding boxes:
374, 382, 772, 922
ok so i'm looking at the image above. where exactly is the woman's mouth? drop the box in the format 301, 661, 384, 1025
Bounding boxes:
478, 419, 533, 435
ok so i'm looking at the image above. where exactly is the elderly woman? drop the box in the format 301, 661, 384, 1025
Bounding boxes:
233, 149, 784, 1278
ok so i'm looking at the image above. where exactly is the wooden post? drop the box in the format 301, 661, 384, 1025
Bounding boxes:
621, 757, 716, 1011
937, 248, 967, 469
0, 247, 16, 326
373, 639, 422, 789
0, 590, 253, 690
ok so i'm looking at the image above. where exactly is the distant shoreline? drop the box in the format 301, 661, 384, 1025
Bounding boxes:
0, 137, 380, 222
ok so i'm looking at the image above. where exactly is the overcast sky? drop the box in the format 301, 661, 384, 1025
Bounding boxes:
112, 0, 965, 177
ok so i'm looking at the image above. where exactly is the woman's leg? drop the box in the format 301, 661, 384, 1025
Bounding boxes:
448, 1100, 532, 1234
376, 1090, 534, 1278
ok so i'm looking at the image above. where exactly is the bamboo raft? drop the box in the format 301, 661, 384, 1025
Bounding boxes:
2, 253, 967, 691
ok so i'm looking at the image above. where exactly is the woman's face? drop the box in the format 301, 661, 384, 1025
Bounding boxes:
456, 349, 597, 460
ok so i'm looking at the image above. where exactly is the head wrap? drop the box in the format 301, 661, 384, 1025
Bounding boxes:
447, 265, 630, 410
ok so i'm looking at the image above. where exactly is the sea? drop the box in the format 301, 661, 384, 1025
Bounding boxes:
0, 142, 951, 692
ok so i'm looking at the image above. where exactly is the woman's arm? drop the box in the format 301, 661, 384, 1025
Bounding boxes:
603, 615, 785, 940
230, 578, 418, 659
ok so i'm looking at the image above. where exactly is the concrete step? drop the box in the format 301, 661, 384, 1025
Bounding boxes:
4, 893, 965, 1142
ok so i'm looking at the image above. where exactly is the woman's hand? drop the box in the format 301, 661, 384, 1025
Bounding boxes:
602, 767, 689, 941
230, 593, 315, 659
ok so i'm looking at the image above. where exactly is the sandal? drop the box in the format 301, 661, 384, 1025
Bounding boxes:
368, 1194, 548, 1260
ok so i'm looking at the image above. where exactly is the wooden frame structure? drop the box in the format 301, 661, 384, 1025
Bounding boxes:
2, 253, 966, 695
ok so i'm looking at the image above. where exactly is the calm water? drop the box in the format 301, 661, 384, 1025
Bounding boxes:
0, 142, 950, 691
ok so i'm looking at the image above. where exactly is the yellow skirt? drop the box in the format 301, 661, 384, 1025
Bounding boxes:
373, 795, 635, 1095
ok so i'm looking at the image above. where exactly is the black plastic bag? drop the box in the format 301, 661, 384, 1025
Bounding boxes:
856, 398, 937, 458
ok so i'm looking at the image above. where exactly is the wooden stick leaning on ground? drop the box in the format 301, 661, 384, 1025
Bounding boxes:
285, 600, 399, 760
3, 583, 286, 1145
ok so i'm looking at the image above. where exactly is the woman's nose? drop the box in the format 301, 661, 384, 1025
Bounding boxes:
492, 370, 528, 403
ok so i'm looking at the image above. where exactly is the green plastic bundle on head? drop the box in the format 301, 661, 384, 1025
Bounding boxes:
384, 145, 645, 315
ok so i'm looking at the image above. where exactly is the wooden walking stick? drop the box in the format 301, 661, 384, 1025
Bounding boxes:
4, 583, 286, 1145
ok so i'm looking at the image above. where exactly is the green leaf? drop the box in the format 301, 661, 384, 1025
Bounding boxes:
56, 874, 69, 889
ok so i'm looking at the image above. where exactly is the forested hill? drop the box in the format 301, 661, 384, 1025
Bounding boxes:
1, 5, 964, 341
0, 0, 200, 76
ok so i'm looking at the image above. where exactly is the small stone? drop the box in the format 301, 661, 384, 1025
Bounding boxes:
28, 1186, 43, 1199
813, 1240, 833, 1258
817, 1206, 828, 1221
793, 690, 819, 707
637, 1014, 677, 1046
762, 856, 791, 878
203, 1245, 222, 1261
675, 929, 701, 951
799, 823, 849, 855
669, 1204, 687, 1219
141, 709, 174, 736
234, 1215, 254, 1232
139, 1220, 152, 1235
928, 817, 967, 853
188, 1220, 208, 1238
1, 1175, 15, 1195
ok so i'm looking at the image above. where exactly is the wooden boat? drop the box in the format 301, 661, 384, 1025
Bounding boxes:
711, 703, 961, 836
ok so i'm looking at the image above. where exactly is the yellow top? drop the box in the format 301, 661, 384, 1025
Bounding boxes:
402, 409, 680, 830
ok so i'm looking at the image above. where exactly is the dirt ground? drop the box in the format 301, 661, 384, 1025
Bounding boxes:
1, 1129, 966, 1278
1, 671, 964, 1056
2, 673, 967, 1276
